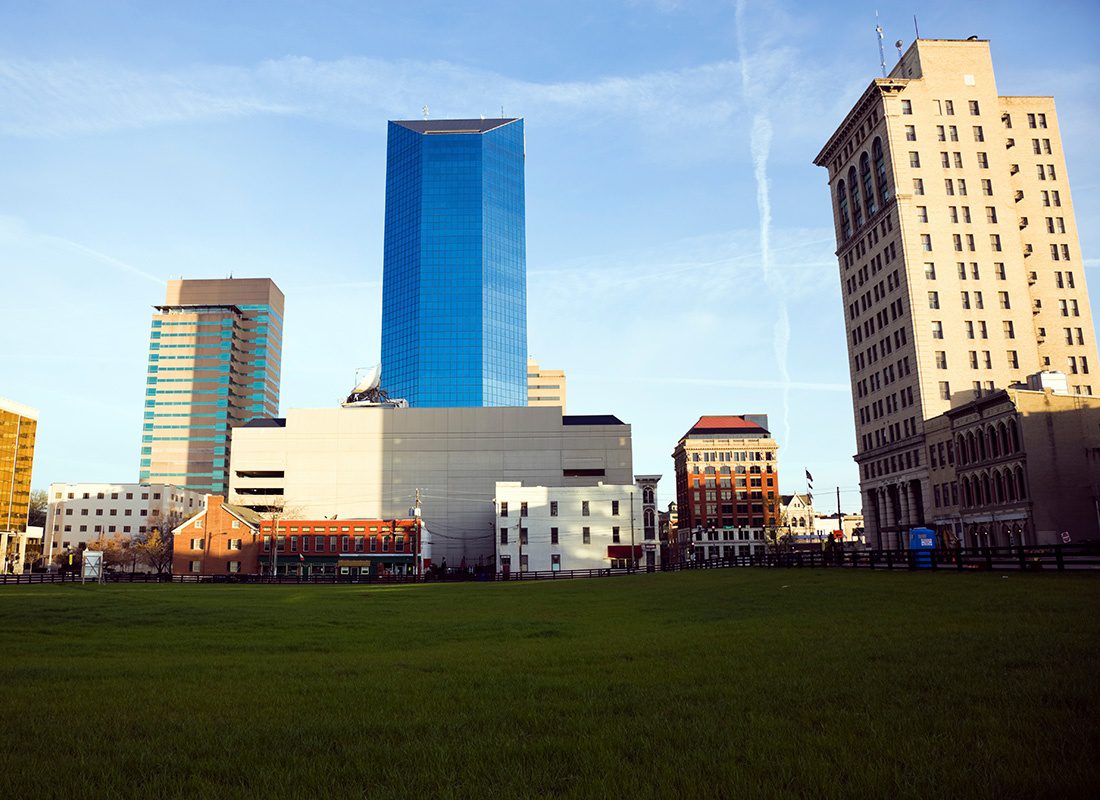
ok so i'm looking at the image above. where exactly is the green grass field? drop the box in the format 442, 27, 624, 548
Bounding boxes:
1, 570, 1098, 799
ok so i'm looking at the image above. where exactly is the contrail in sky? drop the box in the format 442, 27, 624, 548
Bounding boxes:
735, 0, 792, 447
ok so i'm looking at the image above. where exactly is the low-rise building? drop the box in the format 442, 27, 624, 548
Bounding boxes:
922, 380, 1100, 548
172, 495, 261, 575
494, 481, 648, 574
779, 493, 815, 537
228, 405, 634, 566
45, 482, 204, 563
172, 495, 423, 578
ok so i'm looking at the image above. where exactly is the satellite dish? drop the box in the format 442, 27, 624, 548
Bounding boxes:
352, 365, 381, 394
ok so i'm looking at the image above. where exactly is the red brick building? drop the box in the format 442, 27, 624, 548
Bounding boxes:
257, 518, 421, 577
672, 415, 780, 558
172, 496, 262, 575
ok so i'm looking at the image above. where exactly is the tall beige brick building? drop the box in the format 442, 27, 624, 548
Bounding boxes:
140, 278, 284, 495
814, 38, 1098, 548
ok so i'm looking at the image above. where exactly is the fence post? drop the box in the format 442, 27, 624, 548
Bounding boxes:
985, 548, 993, 571
886, 550, 893, 570
1056, 546, 1065, 572
957, 547, 964, 570
1017, 546, 1026, 572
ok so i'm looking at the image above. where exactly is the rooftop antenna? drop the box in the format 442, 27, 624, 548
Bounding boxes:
913, 14, 920, 39
422, 104, 429, 120
875, 11, 886, 77
895, 39, 904, 60
501, 104, 505, 118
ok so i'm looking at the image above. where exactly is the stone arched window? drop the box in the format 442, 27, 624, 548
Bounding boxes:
993, 470, 1005, 503
988, 425, 1000, 458
967, 431, 977, 464
644, 508, 655, 528
963, 477, 974, 507
642, 486, 654, 505
977, 430, 987, 461
837, 179, 852, 240
848, 166, 863, 228
1008, 418, 1020, 452
860, 152, 877, 216
981, 472, 992, 506
956, 435, 968, 465
873, 137, 890, 203
1015, 466, 1027, 499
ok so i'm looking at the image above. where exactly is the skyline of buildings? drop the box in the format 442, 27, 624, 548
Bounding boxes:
140, 278, 285, 494
815, 38, 1100, 548
380, 117, 528, 408
7, 35, 1100, 573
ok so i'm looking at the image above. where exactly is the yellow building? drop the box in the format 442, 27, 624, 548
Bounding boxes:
527, 357, 567, 411
814, 38, 1099, 548
1, 396, 38, 572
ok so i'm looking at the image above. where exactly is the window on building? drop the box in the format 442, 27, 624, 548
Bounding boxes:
611, 500, 620, 516
582, 527, 591, 544
550, 527, 559, 545
582, 501, 590, 516
500, 501, 508, 517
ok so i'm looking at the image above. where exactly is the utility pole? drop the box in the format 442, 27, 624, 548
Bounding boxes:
836, 486, 843, 541
414, 488, 422, 576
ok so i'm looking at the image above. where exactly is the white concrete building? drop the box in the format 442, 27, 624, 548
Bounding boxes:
228, 406, 634, 566
494, 481, 649, 574
44, 482, 205, 561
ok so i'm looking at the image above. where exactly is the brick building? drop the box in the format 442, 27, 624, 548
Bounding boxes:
257, 517, 422, 578
672, 415, 779, 559
172, 495, 262, 575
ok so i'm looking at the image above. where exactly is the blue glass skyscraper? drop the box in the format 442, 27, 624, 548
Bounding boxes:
381, 117, 527, 407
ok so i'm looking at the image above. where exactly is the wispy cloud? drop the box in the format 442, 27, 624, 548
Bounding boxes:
0, 214, 164, 284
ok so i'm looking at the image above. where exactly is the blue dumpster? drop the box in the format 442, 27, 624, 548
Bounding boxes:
908, 527, 936, 568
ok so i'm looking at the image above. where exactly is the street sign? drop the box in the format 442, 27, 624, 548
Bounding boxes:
82, 551, 104, 584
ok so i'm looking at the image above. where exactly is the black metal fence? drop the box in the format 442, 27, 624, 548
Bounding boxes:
2, 543, 1097, 586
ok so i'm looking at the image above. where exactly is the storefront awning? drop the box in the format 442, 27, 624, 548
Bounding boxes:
607, 545, 642, 558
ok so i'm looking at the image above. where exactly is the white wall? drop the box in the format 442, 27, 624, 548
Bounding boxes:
493, 482, 650, 573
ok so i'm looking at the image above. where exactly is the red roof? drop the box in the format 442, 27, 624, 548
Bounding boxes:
683, 415, 768, 439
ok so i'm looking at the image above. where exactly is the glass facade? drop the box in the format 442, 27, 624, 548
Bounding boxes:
140, 279, 283, 494
381, 118, 528, 407
0, 398, 37, 534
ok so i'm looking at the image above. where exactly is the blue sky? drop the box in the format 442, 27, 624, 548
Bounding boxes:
3, 0, 1099, 513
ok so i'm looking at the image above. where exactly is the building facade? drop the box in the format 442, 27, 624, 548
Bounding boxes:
141, 277, 284, 494
779, 493, 815, 537
813, 38, 1099, 548
381, 118, 527, 408
924, 383, 1100, 547
228, 406, 633, 565
171, 495, 261, 576
494, 481, 649, 573
45, 482, 204, 561
0, 396, 37, 539
527, 357, 567, 411
1, 396, 38, 573
672, 415, 780, 553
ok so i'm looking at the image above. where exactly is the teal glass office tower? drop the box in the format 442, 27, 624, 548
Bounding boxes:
381, 118, 528, 407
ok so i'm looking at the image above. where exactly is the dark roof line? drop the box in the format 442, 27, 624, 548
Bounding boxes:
391, 118, 519, 134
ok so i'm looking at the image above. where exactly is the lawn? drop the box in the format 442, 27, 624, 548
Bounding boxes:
1, 570, 1097, 799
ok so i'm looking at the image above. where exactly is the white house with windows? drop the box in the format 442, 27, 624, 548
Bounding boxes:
493, 481, 652, 574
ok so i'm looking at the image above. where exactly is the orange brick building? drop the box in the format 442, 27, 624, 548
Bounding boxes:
172, 495, 262, 575
672, 415, 780, 555
172, 496, 422, 577
257, 518, 421, 577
